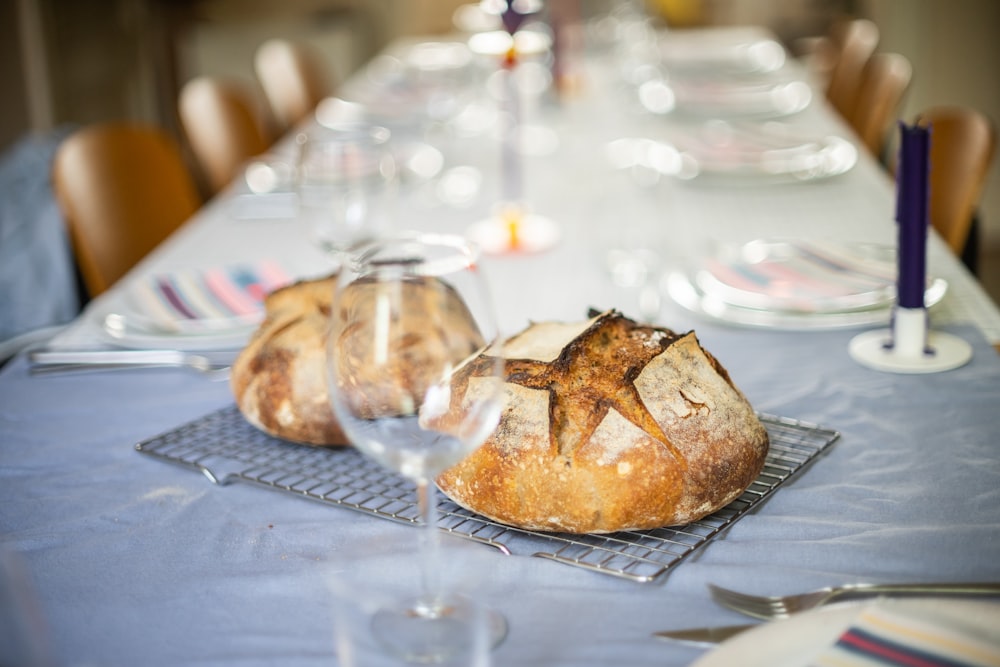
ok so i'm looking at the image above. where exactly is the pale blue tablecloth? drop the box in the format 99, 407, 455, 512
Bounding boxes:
4, 27, 1000, 667
2, 320, 998, 667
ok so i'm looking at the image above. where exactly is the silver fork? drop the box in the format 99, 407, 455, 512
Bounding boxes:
708, 582, 1000, 620
28, 349, 232, 380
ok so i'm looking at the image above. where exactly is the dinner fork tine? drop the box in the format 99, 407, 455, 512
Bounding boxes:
708, 582, 1000, 620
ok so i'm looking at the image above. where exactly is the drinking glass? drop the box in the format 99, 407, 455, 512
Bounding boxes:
294, 123, 397, 263
329, 533, 500, 667
325, 232, 507, 663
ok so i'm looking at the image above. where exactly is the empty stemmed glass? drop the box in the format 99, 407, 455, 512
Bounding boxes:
325, 232, 507, 663
294, 123, 397, 264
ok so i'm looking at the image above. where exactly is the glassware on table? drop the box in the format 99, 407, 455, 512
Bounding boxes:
396, 41, 487, 208
325, 233, 507, 663
344, 41, 492, 209
609, 0, 663, 87
294, 123, 397, 263
329, 533, 501, 667
465, 0, 559, 255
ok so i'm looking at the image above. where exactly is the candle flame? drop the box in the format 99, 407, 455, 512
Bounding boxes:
501, 205, 523, 250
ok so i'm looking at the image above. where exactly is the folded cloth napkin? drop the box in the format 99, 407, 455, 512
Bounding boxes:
810, 601, 1000, 667
128, 260, 291, 333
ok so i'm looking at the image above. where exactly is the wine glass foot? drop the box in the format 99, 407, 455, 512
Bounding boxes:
371, 594, 507, 664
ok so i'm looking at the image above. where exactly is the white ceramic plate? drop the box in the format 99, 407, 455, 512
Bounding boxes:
89, 298, 255, 351
118, 292, 262, 336
665, 271, 948, 330
691, 598, 1000, 667
666, 75, 812, 118
664, 122, 858, 181
659, 28, 786, 75
99, 262, 291, 347
695, 240, 915, 314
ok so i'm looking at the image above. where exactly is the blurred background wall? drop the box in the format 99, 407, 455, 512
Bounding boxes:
2, 0, 997, 302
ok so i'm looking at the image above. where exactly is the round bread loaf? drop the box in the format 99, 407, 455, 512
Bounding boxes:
432, 310, 770, 533
231, 275, 346, 445
231, 273, 485, 445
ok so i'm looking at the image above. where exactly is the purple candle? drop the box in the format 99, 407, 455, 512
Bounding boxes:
895, 121, 930, 309
501, 0, 528, 34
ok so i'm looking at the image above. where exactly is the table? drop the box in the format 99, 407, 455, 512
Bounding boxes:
3, 25, 999, 667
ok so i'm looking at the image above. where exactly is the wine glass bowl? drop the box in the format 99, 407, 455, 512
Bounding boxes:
294, 123, 397, 260
325, 232, 506, 662
331, 281, 496, 475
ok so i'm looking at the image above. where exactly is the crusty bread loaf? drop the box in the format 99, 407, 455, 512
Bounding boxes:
432, 310, 769, 533
231, 273, 484, 445
231, 275, 346, 445
329, 274, 486, 421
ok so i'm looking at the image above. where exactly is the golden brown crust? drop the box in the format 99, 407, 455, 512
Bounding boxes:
230, 275, 348, 446
230, 273, 485, 446
330, 276, 485, 420
434, 310, 769, 533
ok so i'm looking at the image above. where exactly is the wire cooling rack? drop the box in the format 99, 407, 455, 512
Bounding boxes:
136, 405, 838, 583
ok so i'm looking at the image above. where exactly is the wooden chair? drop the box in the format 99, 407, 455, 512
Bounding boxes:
825, 18, 879, 121
254, 39, 334, 132
179, 76, 272, 196
849, 52, 912, 159
52, 123, 202, 297
917, 107, 997, 269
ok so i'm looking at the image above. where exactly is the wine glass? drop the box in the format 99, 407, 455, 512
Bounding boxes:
325, 232, 507, 663
294, 123, 397, 264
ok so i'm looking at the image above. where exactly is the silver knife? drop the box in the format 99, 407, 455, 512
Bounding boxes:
653, 623, 758, 647
28, 349, 233, 378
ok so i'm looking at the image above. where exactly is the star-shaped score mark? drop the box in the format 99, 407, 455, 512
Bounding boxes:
459, 312, 688, 464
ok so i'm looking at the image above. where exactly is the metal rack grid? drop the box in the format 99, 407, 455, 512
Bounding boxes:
135, 405, 838, 583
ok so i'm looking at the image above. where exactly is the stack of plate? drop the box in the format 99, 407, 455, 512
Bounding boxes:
658, 27, 787, 76
666, 239, 947, 329
96, 261, 292, 350
660, 121, 858, 182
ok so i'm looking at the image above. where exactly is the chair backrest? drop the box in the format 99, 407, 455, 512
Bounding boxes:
917, 106, 997, 256
52, 123, 201, 297
825, 18, 879, 121
254, 38, 333, 132
179, 76, 272, 196
850, 52, 912, 158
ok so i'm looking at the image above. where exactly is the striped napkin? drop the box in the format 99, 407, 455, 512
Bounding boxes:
811, 603, 1000, 667
128, 261, 291, 333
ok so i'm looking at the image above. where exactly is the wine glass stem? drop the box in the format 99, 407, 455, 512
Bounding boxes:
501, 54, 522, 204
416, 478, 442, 608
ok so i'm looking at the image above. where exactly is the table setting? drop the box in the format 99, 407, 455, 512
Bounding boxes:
3, 3, 1000, 666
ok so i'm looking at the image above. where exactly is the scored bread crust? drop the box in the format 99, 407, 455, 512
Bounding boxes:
230, 275, 347, 446
231, 273, 486, 445
433, 310, 770, 534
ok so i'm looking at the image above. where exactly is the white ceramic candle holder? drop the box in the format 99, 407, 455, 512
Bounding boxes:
849, 306, 972, 373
